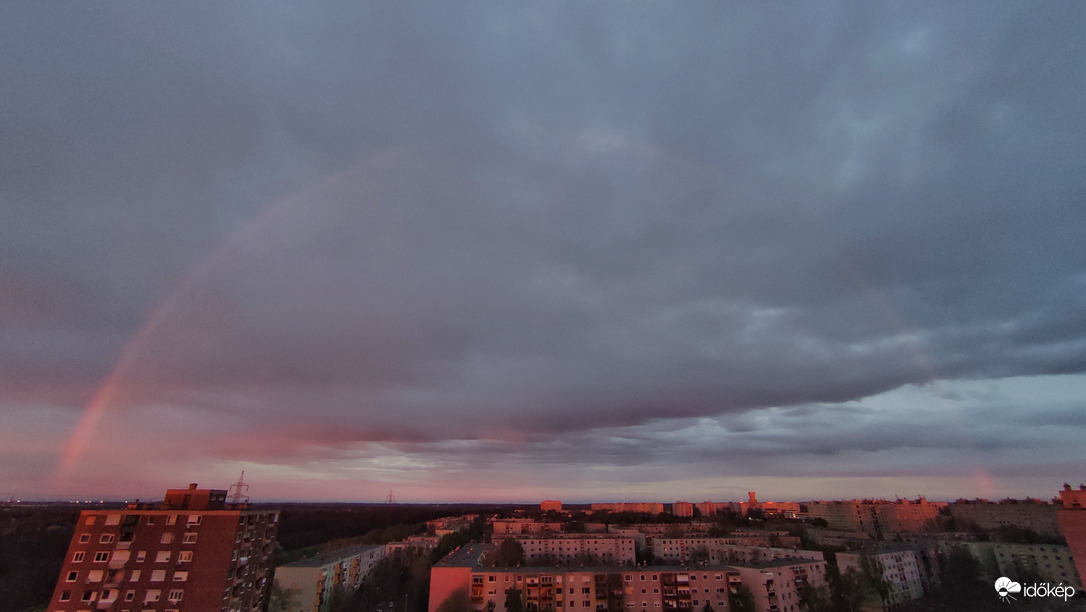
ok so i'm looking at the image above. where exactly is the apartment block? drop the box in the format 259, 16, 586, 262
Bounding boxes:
837, 548, 926, 608
514, 534, 637, 566
274, 544, 385, 612
430, 545, 735, 612
805, 499, 942, 537
47, 484, 278, 612
590, 503, 666, 515
946, 541, 1082, 590
651, 538, 819, 566
492, 518, 564, 538
672, 502, 694, 518
729, 559, 828, 612
948, 498, 1061, 537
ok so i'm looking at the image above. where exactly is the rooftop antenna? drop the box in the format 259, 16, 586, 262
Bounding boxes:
386, 489, 395, 504
229, 471, 250, 505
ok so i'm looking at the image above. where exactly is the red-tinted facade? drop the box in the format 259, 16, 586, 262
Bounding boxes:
47, 484, 279, 612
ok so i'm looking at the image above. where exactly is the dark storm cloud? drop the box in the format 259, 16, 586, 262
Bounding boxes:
2, 2, 1086, 497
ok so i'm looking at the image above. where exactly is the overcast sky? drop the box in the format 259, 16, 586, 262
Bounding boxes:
2, 3, 1085, 503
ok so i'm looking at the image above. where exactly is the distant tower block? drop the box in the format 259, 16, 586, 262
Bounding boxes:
541, 500, 562, 512
748, 491, 759, 507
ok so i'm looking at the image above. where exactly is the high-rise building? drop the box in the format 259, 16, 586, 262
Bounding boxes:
47, 483, 279, 612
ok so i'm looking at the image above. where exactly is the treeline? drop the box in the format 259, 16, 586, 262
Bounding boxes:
273, 503, 509, 552
0, 506, 81, 612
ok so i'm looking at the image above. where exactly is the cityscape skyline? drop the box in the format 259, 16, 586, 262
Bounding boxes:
3, 3, 1086, 503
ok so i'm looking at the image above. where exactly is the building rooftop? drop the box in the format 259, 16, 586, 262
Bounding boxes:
434, 543, 492, 568
282, 543, 384, 568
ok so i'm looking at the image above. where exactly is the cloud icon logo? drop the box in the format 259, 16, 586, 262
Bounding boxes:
995, 577, 1022, 602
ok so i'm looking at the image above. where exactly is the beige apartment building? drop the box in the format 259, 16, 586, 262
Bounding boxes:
274, 544, 385, 612
513, 533, 638, 566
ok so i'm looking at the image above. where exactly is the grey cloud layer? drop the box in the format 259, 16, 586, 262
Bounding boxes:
2, 2, 1085, 495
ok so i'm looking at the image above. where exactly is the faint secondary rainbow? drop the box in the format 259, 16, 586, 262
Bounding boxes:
53, 148, 409, 488
53, 133, 996, 498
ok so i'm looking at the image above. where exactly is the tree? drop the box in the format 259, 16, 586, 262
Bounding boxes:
435, 588, 472, 612
267, 579, 300, 612
701, 603, 715, 612
831, 567, 866, 612
326, 582, 354, 612
798, 583, 832, 612
505, 587, 524, 612
935, 545, 988, 610
729, 583, 756, 612
859, 553, 892, 608
687, 545, 710, 566
493, 538, 526, 567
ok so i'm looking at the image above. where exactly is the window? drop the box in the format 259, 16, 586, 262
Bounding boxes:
94, 552, 110, 562
86, 516, 97, 525
187, 515, 202, 526
146, 516, 156, 525
144, 589, 161, 603
182, 532, 197, 544
81, 590, 94, 602
99, 534, 115, 544
105, 514, 121, 526
161, 533, 174, 544
125, 591, 135, 602
166, 515, 177, 526
66, 570, 79, 582
178, 551, 193, 563
173, 571, 188, 582
168, 589, 183, 602
73, 551, 85, 562
151, 570, 166, 582
59, 590, 71, 601
79, 533, 91, 543
130, 570, 141, 581
136, 551, 146, 562
156, 551, 170, 563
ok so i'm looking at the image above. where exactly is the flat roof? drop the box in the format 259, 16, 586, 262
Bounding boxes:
283, 544, 384, 568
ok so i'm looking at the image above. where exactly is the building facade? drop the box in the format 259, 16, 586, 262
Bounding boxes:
47, 484, 278, 612
948, 498, 1061, 537
837, 549, 926, 609
274, 544, 386, 612
513, 534, 637, 566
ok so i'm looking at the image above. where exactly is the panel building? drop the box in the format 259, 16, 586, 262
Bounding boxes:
274, 544, 386, 612
47, 484, 278, 612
